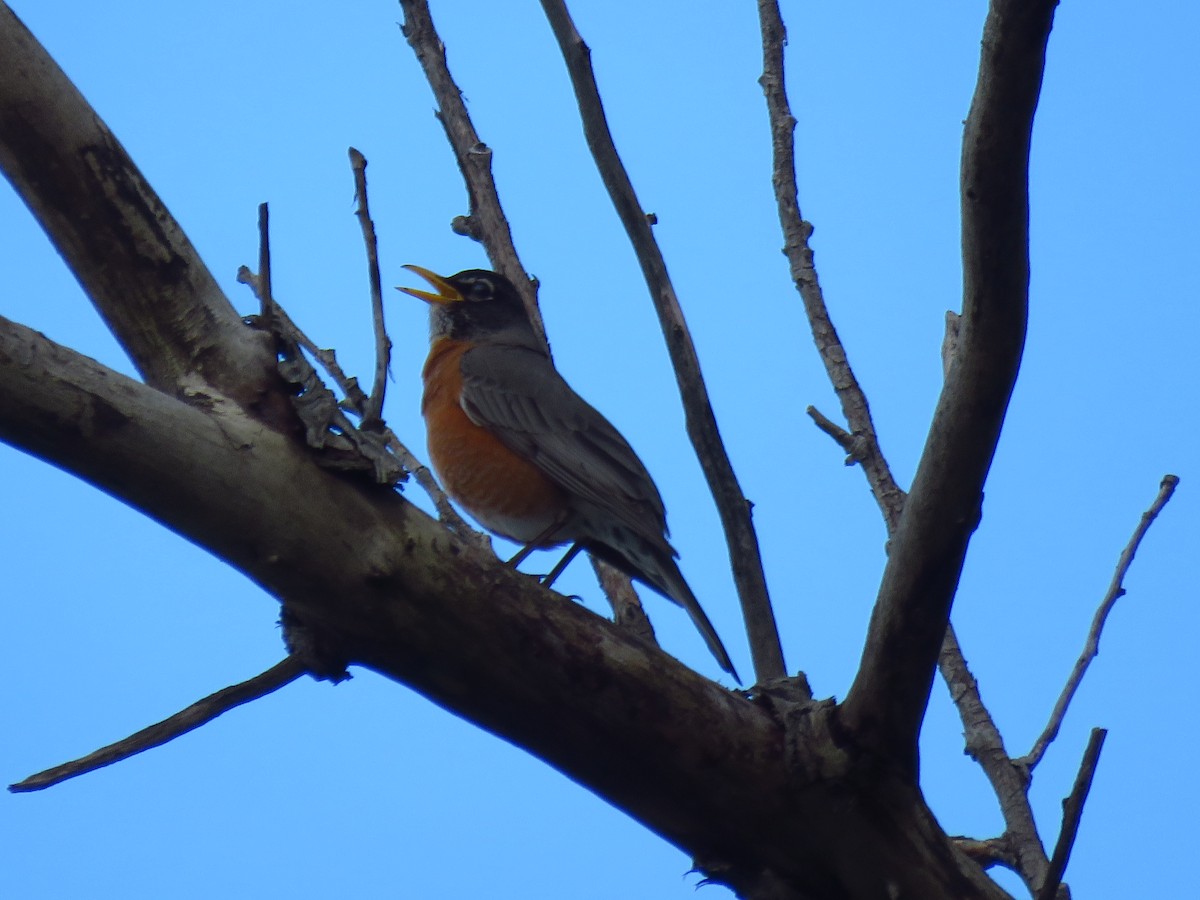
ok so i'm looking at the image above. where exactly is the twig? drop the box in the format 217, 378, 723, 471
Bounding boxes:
807, 405, 875, 467
238, 266, 477, 536
757, 0, 906, 533
590, 556, 659, 647
540, 0, 785, 685
952, 836, 1018, 872
1036, 728, 1108, 900
397, 0, 547, 348
1021, 474, 1180, 771
938, 625, 1051, 892
385, 434, 480, 540
239, 266, 414, 487
257, 202, 276, 326
348, 147, 391, 428
9, 657, 307, 792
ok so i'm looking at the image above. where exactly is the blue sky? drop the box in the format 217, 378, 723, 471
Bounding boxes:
2, 2, 1196, 898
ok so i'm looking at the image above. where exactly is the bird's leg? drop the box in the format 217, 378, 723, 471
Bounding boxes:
541, 542, 583, 589
505, 518, 567, 569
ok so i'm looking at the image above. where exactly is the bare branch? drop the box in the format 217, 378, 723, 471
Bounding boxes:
257, 203, 276, 324
348, 148, 391, 427
1021, 475, 1179, 771
10, 657, 306, 792
397, 0, 546, 347
1036, 728, 1108, 900
841, 0, 1058, 766
757, 0, 906, 533
807, 405, 873, 468
952, 836, 1018, 873
539, 0, 784, 685
237, 266, 418, 492
0, 5, 282, 417
590, 556, 659, 647
939, 625, 1051, 892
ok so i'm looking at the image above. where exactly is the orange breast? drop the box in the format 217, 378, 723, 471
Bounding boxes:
421, 339, 569, 544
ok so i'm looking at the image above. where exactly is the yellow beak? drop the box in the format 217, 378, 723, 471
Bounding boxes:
396, 265, 463, 304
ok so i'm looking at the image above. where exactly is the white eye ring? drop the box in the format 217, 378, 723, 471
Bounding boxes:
469, 280, 492, 301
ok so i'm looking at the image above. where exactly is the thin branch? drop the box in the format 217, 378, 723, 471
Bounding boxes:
841, 0, 1057, 766
386, 434, 479, 539
757, 0, 906, 533
348, 148, 391, 427
1020, 475, 1179, 771
590, 556, 659, 647
1036, 728, 1108, 900
539, 0, 784, 685
10, 657, 307, 792
257, 202, 276, 324
807, 405, 875, 468
952, 836, 1018, 873
397, 0, 547, 347
939, 625, 1051, 892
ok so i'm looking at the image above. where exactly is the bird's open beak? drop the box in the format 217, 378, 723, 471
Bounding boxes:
397, 265, 463, 304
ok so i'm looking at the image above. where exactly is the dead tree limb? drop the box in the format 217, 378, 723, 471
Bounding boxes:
10, 657, 307, 793
1020, 474, 1179, 771
757, 0, 906, 533
1036, 728, 1107, 900
540, 0, 784, 684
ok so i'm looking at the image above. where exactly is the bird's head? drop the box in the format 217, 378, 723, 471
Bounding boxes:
398, 266, 536, 345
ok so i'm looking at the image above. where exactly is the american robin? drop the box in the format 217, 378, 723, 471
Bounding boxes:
398, 266, 739, 681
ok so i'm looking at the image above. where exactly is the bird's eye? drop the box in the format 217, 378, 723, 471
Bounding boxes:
469, 280, 493, 302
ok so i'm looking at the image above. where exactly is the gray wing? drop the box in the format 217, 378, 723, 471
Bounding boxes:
459, 342, 670, 544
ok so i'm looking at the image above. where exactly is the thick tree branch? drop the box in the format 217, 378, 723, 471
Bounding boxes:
539, 0, 784, 685
842, 0, 1057, 766
10, 657, 307, 793
757, 0, 906, 533
0, 3, 283, 419
0, 315, 1007, 899
1020, 475, 1179, 771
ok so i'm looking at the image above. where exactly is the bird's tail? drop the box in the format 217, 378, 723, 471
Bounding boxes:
604, 541, 740, 684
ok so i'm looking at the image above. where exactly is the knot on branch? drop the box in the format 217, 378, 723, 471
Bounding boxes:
753, 677, 848, 781
451, 214, 482, 242
281, 608, 351, 684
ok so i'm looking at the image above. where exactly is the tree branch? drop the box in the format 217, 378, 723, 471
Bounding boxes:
0, 3, 283, 419
756, 0, 906, 533
10, 657, 307, 792
348, 147, 391, 428
1036, 728, 1107, 900
841, 0, 1058, 767
539, 0, 784, 685
1020, 474, 1178, 770
397, 0, 547, 347
590, 555, 659, 647
939, 625, 1051, 892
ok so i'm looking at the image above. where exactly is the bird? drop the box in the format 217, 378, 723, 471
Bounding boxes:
397, 265, 739, 681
